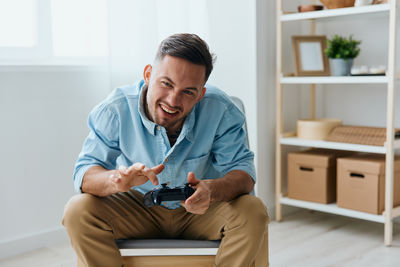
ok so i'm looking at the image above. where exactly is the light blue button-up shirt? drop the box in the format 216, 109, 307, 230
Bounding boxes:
73, 80, 255, 209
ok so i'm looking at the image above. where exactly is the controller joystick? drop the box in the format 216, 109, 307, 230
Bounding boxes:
143, 183, 195, 207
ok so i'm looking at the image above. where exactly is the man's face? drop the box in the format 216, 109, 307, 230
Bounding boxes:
143, 55, 206, 132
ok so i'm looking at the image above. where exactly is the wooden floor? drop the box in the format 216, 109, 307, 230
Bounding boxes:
1, 210, 399, 267
270, 210, 400, 267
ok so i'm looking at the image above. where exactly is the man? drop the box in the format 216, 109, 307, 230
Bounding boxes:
63, 33, 269, 267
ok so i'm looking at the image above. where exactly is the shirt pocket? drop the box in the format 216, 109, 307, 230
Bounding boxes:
181, 153, 211, 179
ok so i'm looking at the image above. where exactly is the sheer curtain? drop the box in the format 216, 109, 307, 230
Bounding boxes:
107, 0, 210, 88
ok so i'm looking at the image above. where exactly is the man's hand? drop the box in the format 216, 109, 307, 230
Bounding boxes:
181, 172, 211, 214
110, 163, 164, 192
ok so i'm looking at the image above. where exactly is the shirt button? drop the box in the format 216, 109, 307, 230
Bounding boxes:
157, 126, 161, 131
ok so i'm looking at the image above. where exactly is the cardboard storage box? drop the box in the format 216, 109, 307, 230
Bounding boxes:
288, 149, 351, 204
337, 154, 400, 214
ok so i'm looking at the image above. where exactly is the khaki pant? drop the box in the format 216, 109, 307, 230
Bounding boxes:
62, 190, 269, 267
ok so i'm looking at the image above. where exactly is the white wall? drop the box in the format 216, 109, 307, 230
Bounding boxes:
205, 0, 259, 194
0, 66, 111, 258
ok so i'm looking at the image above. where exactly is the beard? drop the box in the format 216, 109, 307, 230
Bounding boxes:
143, 85, 186, 132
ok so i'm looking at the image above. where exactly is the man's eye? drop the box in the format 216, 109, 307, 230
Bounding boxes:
184, 90, 194, 96
161, 81, 172, 87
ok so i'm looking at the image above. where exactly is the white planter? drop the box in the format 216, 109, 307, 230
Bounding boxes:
331, 58, 353, 76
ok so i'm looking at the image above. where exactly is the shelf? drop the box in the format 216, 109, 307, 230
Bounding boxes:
280, 196, 385, 223
280, 137, 400, 153
281, 4, 390, 22
280, 75, 388, 84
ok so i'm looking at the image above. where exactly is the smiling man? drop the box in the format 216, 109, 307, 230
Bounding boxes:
143, 55, 206, 149
63, 33, 269, 267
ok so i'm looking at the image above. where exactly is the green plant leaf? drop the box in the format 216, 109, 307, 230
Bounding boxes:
324, 34, 361, 60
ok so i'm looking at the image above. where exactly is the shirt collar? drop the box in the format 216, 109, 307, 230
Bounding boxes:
137, 80, 196, 142
138, 82, 157, 136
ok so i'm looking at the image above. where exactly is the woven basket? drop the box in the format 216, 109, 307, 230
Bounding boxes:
320, 0, 355, 9
325, 126, 400, 146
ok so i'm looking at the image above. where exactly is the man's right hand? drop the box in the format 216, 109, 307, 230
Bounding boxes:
110, 163, 165, 192
81, 163, 164, 197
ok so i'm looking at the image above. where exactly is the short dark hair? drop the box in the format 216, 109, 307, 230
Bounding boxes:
155, 33, 216, 82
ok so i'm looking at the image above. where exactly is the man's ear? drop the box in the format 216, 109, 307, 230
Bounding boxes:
143, 64, 152, 85
198, 87, 206, 101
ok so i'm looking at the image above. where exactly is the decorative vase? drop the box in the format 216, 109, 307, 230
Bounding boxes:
330, 58, 353, 76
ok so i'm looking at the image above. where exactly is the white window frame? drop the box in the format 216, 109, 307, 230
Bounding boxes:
0, 0, 108, 66
0, 0, 53, 63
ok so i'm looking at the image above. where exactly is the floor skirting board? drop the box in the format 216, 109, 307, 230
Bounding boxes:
0, 226, 68, 259
268, 204, 301, 221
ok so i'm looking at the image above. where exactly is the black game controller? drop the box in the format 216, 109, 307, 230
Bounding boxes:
143, 183, 195, 207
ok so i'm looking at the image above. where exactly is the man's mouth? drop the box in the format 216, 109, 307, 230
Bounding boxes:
160, 103, 179, 115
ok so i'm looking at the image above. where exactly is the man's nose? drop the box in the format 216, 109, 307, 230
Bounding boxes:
166, 90, 181, 107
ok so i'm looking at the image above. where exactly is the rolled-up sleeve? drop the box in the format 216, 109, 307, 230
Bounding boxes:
73, 104, 121, 193
211, 103, 256, 182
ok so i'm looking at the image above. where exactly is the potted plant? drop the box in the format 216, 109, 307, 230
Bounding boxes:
324, 35, 361, 76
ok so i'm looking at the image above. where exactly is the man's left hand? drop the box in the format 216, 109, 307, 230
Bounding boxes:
181, 172, 211, 214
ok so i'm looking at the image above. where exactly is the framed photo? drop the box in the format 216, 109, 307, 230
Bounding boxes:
292, 35, 330, 76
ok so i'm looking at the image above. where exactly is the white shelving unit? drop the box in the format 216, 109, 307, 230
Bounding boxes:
280, 136, 400, 153
280, 75, 389, 84
275, 1, 399, 246
281, 3, 390, 21
279, 197, 386, 223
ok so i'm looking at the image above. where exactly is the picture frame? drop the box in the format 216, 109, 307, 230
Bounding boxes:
292, 35, 330, 76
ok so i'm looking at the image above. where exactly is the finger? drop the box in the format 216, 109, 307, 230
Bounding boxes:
141, 167, 159, 186
151, 164, 165, 174
128, 163, 145, 176
186, 196, 203, 207
190, 201, 209, 213
187, 172, 200, 186
132, 162, 145, 170
185, 203, 207, 215
118, 165, 128, 174
182, 200, 195, 213
186, 191, 199, 205
109, 174, 121, 183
